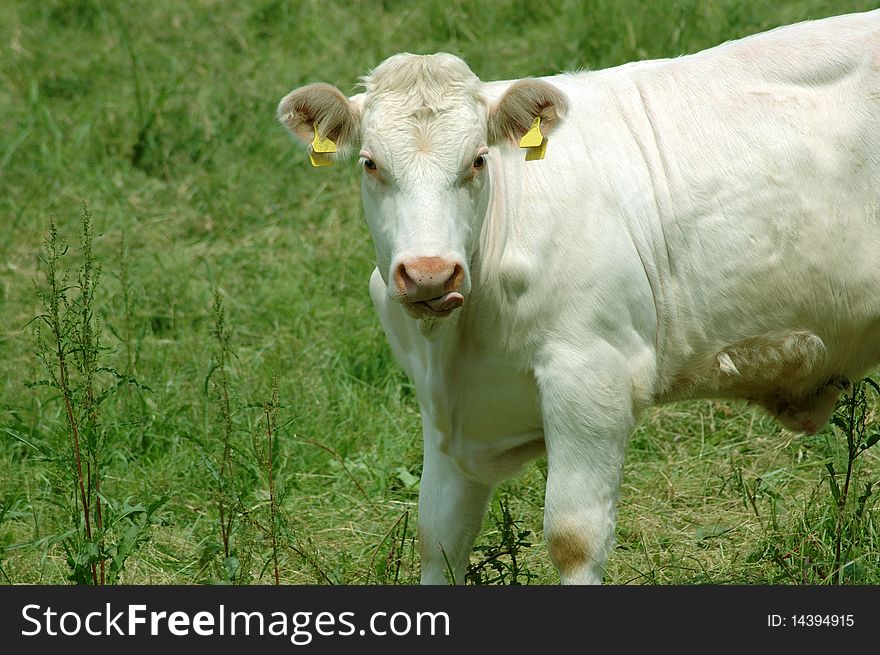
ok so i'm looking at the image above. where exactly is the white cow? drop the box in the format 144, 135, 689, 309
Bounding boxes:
278, 10, 880, 584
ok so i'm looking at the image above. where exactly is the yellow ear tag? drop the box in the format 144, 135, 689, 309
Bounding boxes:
309, 150, 335, 167
519, 116, 544, 148
519, 116, 548, 161
524, 136, 547, 161
312, 125, 337, 153
309, 125, 336, 167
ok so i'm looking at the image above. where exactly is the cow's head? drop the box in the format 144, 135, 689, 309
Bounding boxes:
278, 53, 567, 320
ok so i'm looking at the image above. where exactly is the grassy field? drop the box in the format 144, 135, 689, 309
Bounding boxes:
1, 0, 879, 585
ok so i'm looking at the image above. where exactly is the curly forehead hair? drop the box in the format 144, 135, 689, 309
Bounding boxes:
361, 53, 484, 114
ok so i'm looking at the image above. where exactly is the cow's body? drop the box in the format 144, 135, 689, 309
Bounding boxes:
279, 10, 880, 583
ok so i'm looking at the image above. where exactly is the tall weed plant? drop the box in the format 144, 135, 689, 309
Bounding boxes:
27, 205, 164, 584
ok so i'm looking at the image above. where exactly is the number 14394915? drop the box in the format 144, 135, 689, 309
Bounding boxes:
768, 614, 854, 628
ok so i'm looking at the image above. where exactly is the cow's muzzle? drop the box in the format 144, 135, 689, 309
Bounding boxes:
393, 257, 465, 318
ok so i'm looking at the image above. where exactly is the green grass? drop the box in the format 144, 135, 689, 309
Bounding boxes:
1, 0, 878, 585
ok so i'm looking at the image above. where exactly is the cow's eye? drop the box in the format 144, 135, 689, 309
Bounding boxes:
363, 158, 377, 171
473, 154, 487, 170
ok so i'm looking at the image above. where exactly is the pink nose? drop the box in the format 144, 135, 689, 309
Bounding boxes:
394, 257, 465, 303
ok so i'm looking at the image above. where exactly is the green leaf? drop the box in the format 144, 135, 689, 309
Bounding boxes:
695, 524, 732, 540
831, 415, 849, 432
826, 462, 840, 504
145, 493, 171, 519
374, 551, 389, 581
395, 466, 419, 488
223, 556, 240, 582
856, 482, 874, 520
93, 372, 153, 406
0, 427, 54, 457
23, 379, 59, 390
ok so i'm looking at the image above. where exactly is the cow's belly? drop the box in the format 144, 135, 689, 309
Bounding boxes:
659, 321, 880, 433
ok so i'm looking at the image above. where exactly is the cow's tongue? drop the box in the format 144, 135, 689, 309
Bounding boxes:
425, 292, 464, 312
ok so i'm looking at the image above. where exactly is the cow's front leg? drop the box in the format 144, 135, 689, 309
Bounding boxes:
537, 343, 642, 584
417, 431, 492, 584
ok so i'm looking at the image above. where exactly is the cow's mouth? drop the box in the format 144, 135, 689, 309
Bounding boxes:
406, 291, 464, 318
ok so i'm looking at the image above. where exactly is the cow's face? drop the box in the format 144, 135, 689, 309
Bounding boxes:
278, 53, 567, 320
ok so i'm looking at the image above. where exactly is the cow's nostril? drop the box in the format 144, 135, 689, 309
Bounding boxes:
395, 262, 415, 295
447, 263, 465, 293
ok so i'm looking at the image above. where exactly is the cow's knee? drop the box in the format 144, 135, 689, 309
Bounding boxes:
547, 529, 593, 581
545, 515, 609, 584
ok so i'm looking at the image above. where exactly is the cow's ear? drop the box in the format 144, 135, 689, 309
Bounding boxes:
487, 79, 568, 147
277, 83, 361, 165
